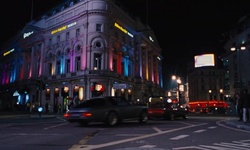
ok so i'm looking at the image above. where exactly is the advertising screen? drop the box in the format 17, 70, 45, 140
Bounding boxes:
194, 54, 215, 68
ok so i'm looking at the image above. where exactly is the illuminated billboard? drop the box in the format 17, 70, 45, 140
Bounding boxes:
194, 54, 215, 68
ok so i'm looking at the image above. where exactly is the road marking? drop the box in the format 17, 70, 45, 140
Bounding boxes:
140, 145, 157, 148
170, 135, 189, 140
152, 127, 162, 133
69, 123, 207, 150
116, 134, 144, 136
173, 146, 210, 149
194, 129, 206, 133
208, 126, 217, 129
213, 142, 250, 149
44, 122, 68, 130
173, 139, 250, 150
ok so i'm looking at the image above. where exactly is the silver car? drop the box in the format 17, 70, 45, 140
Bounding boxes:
64, 96, 148, 126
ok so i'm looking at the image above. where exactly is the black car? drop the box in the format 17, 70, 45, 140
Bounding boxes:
148, 99, 188, 120
64, 96, 149, 126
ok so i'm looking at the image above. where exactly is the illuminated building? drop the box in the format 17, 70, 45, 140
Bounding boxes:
0, 0, 164, 112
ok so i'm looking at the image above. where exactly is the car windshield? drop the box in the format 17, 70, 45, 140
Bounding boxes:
74, 98, 105, 108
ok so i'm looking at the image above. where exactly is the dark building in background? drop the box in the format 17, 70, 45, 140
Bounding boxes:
223, 15, 250, 99
188, 53, 225, 102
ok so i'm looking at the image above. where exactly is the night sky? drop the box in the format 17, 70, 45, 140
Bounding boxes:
1, 0, 250, 88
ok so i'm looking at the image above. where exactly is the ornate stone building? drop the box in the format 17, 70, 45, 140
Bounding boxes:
0, 0, 164, 112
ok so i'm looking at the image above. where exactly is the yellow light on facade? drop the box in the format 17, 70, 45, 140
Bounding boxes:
79, 87, 84, 100
64, 86, 69, 93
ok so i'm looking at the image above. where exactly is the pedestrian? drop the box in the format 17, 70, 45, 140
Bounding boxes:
234, 93, 243, 121
241, 89, 250, 123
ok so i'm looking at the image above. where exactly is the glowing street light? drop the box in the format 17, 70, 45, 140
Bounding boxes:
230, 44, 246, 92
172, 75, 182, 104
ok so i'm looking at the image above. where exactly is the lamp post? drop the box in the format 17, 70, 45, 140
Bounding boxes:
209, 90, 212, 100
172, 75, 182, 105
219, 89, 223, 101
230, 45, 246, 93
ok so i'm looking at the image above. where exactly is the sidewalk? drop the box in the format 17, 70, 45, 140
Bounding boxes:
0, 111, 63, 119
222, 118, 250, 131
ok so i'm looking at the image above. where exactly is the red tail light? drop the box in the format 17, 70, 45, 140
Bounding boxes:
64, 113, 71, 118
82, 112, 92, 117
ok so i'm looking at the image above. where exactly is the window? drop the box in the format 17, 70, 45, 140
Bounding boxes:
108, 97, 130, 106
96, 24, 102, 32
76, 45, 81, 51
57, 35, 60, 43
66, 32, 70, 40
95, 41, 101, 48
37, 57, 40, 76
76, 28, 80, 37
94, 53, 102, 70
113, 58, 117, 72
121, 61, 124, 75
56, 61, 61, 75
75, 98, 105, 108
75, 56, 81, 71
48, 63, 53, 75
66, 59, 70, 73
48, 38, 52, 45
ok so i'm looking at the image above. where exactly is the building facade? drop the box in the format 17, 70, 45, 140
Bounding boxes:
188, 67, 225, 102
223, 15, 250, 98
0, 0, 164, 113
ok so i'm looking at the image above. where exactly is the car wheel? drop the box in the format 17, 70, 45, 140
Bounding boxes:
139, 111, 148, 123
105, 112, 118, 126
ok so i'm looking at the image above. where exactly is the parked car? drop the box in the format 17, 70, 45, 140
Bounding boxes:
148, 99, 188, 120
63, 96, 149, 126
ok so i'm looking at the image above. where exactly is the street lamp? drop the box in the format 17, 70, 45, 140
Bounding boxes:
209, 90, 212, 100
172, 75, 182, 105
220, 89, 223, 101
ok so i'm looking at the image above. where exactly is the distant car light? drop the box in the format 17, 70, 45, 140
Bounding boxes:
64, 113, 71, 117
167, 99, 172, 103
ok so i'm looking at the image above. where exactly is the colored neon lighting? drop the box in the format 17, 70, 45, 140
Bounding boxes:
3, 48, 15, 56
124, 56, 129, 76
51, 22, 77, 34
114, 22, 133, 38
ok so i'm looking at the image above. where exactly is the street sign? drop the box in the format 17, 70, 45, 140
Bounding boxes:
113, 83, 128, 89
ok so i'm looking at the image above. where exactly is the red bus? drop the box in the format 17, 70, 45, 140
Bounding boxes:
188, 100, 229, 114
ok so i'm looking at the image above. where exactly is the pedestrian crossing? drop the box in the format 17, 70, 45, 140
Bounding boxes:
172, 139, 250, 150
